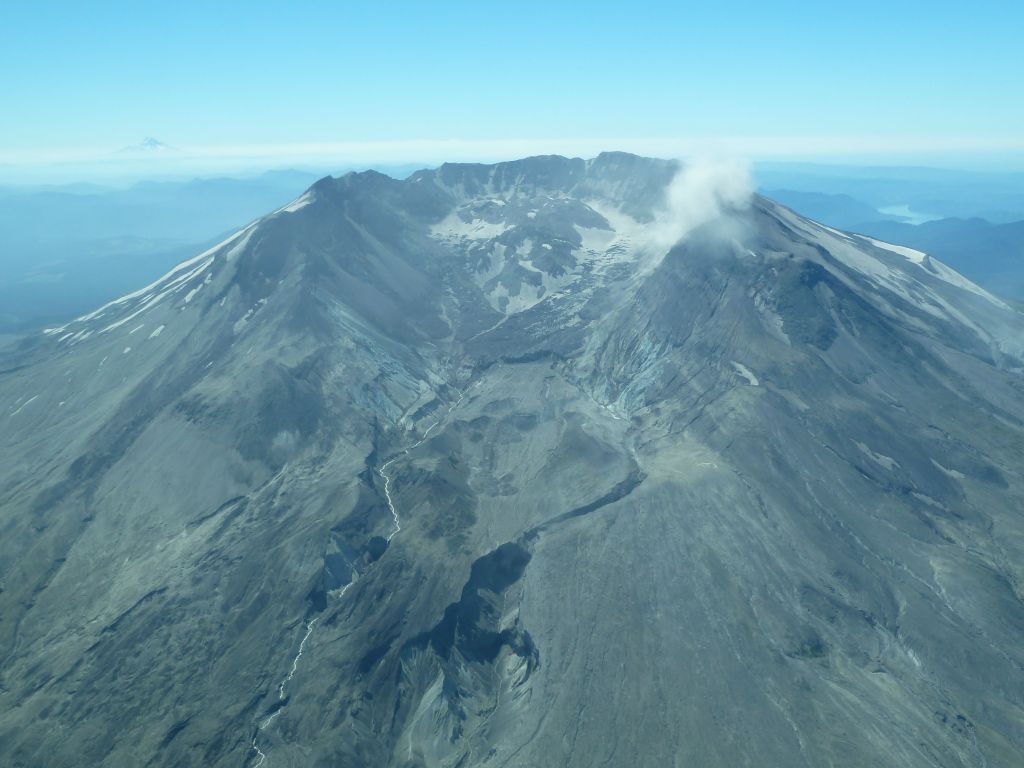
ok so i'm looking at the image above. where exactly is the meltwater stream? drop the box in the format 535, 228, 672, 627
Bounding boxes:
379, 384, 473, 542
249, 381, 473, 766
249, 617, 321, 767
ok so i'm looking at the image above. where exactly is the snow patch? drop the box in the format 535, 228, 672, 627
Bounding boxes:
930, 458, 966, 480
430, 210, 511, 240
855, 441, 899, 471
731, 361, 760, 386
184, 284, 203, 304
70, 227, 247, 326
98, 257, 214, 334
574, 224, 618, 253
224, 228, 255, 262
277, 191, 313, 214
817, 223, 853, 241
234, 298, 268, 333
9, 395, 38, 417
861, 236, 926, 264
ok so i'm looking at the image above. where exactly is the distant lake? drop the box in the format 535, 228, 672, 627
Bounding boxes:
877, 204, 942, 225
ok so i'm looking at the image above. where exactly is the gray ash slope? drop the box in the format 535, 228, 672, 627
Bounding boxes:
1, 153, 1023, 767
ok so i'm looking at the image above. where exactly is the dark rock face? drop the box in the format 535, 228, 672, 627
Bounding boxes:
412, 541, 534, 662
0, 153, 1022, 767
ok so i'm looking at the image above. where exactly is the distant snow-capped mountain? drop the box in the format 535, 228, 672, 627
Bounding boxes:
116, 136, 176, 154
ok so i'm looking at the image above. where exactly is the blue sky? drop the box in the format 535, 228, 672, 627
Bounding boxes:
3, 1, 1023, 179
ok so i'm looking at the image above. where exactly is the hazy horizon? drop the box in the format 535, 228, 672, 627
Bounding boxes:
5, 143, 1024, 188
4, 1, 1022, 183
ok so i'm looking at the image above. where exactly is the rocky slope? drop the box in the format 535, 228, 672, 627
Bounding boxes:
1, 153, 1022, 767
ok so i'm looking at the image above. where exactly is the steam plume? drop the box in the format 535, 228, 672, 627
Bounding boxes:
645, 156, 754, 254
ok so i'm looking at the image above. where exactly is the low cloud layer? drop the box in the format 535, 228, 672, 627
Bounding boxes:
5, 136, 1023, 185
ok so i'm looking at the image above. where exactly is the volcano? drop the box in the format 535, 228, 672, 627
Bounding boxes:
1, 153, 1022, 767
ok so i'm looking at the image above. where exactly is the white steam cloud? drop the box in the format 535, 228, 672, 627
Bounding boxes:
644, 156, 754, 254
